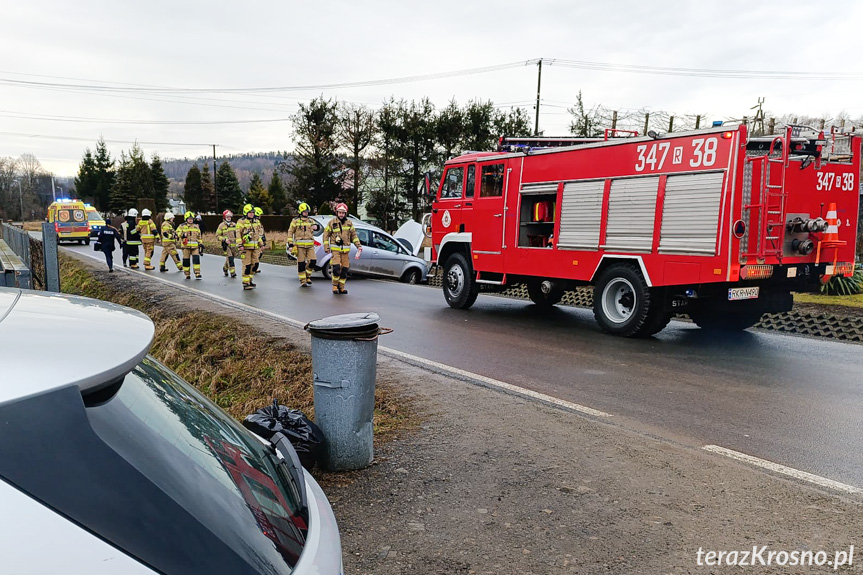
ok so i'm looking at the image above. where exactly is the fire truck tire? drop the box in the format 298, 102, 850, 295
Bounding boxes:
593, 263, 666, 338
688, 308, 763, 331
527, 280, 564, 307
443, 253, 479, 309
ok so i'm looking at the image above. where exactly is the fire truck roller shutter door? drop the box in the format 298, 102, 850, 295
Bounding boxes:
658, 172, 725, 255
557, 181, 604, 250
603, 176, 660, 253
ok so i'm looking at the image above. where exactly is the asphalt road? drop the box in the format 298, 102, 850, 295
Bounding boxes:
71, 244, 863, 488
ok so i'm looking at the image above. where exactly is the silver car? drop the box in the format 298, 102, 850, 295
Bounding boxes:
0, 287, 343, 575
289, 215, 429, 284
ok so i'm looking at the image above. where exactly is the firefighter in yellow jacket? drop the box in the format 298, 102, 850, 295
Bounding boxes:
323, 203, 362, 294
237, 204, 262, 290
216, 210, 238, 278
253, 206, 265, 274
159, 212, 182, 272
135, 209, 158, 270
176, 211, 202, 279
288, 202, 317, 287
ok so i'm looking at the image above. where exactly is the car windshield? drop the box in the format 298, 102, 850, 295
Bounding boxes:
87, 210, 103, 222
87, 357, 306, 573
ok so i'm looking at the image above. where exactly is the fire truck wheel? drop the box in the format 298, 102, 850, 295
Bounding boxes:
593, 263, 665, 338
443, 253, 479, 309
688, 308, 763, 331
527, 279, 564, 307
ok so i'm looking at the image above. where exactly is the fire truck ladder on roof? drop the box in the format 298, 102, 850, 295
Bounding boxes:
744, 126, 792, 261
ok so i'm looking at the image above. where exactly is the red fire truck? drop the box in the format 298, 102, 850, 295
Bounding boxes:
429, 125, 860, 337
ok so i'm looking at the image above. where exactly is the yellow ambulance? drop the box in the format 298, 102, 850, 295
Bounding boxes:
47, 199, 90, 244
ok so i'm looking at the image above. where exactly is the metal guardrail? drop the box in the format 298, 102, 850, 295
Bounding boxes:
0, 222, 59, 292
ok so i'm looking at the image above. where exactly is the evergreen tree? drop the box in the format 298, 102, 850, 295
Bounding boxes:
126, 143, 154, 208
183, 164, 203, 212
493, 107, 533, 139
461, 99, 497, 152
215, 161, 243, 212
109, 151, 136, 212
93, 138, 115, 212
74, 149, 98, 204
436, 98, 464, 159
288, 96, 343, 208
268, 172, 287, 214
394, 98, 437, 219
200, 162, 216, 211
247, 173, 272, 214
150, 153, 169, 212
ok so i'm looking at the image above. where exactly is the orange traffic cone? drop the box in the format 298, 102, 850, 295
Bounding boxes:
815, 202, 846, 267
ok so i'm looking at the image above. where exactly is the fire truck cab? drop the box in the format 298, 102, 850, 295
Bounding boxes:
430, 125, 860, 337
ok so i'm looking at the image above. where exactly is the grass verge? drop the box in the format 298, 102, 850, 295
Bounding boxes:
793, 292, 863, 309
60, 254, 413, 440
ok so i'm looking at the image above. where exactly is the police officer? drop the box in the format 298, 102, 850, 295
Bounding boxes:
136, 208, 158, 270
253, 206, 266, 274
176, 211, 202, 279
236, 204, 262, 290
288, 202, 317, 287
120, 208, 141, 269
216, 209, 238, 278
159, 212, 183, 272
96, 219, 122, 272
323, 203, 362, 294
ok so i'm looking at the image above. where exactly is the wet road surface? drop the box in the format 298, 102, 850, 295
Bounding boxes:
71, 245, 863, 487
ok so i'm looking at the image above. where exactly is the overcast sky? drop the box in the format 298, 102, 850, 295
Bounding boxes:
3, 0, 863, 177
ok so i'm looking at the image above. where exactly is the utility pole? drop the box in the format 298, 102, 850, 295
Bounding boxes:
213, 145, 218, 210
50, 175, 57, 202
534, 59, 542, 136
15, 180, 23, 221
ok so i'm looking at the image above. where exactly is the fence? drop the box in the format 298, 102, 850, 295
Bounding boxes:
0, 222, 60, 291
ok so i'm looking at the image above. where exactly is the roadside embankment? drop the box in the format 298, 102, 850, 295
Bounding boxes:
62, 251, 862, 575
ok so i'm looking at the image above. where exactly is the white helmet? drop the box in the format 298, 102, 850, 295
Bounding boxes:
127, 208, 139, 217
164, 212, 174, 221
141, 208, 152, 217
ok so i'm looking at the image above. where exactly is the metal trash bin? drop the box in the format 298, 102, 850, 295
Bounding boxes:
304, 312, 385, 471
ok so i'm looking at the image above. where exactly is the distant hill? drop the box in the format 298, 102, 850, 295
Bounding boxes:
163, 152, 294, 194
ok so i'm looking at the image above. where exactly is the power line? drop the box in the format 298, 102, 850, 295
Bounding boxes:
0, 61, 531, 95
0, 131, 215, 147
0, 110, 292, 125
549, 59, 863, 80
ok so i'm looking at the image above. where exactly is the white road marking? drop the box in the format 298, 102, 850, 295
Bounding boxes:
69, 248, 613, 419
703, 445, 863, 495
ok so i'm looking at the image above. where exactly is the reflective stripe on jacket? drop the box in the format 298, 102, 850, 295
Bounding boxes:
216, 221, 237, 243
136, 219, 158, 241
176, 223, 201, 247
161, 222, 178, 243
236, 218, 261, 249
289, 217, 316, 247
323, 217, 360, 253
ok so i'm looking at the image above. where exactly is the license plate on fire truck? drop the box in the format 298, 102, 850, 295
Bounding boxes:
728, 287, 759, 301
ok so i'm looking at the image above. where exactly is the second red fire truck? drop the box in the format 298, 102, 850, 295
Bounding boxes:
429, 125, 860, 337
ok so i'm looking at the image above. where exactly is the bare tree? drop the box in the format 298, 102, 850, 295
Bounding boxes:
0, 156, 18, 219
338, 103, 375, 210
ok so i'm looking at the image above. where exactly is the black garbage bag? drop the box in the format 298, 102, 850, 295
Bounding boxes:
243, 399, 325, 469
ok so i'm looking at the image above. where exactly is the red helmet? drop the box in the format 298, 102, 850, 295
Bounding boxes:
335, 203, 348, 213
222, 210, 233, 219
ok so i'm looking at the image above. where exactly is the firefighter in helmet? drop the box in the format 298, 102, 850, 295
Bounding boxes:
236, 204, 262, 290
159, 212, 183, 272
176, 211, 202, 279
136, 208, 158, 270
216, 209, 239, 278
288, 201, 317, 287
120, 208, 141, 269
323, 202, 362, 294
253, 206, 266, 274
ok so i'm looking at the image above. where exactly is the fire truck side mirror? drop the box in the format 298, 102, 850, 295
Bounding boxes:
647, 130, 659, 140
